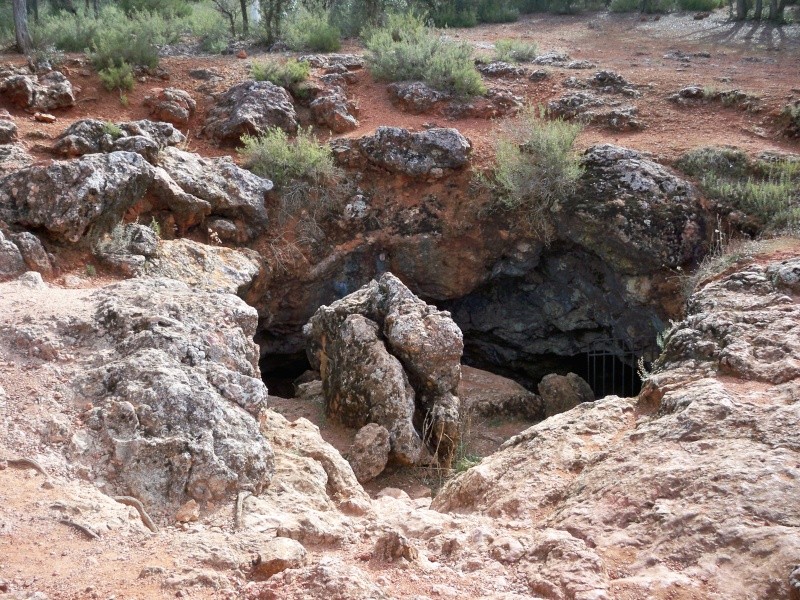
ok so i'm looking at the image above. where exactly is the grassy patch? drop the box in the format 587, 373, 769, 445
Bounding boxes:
484, 107, 583, 242
364, 12, 485, 97
494, 38, 539, 62
251, 59, 310, 89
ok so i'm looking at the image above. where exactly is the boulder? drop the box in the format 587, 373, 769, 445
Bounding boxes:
559, 144, 706, 275
532, 51, 571, 66
251, 558, 387, 600
372, 530, 419, 562
10, 232, 53, 277
75, 278, 273, 517
310, 86, 359, 133
141, 238, 261, 295
298, 54, 364, 70
142, 88, 196, 127
459, 365, 543, 420
153, 146, 272, 238
538, 372, 594, 417
348, 423, 391, 483
305, 272, 463, 466
477, 61, 526, 78
356, 127, 472, 177
0, 110, 16, 144
52, 119, 185, 159
0, 67, 75, 110
387, 82, 450, 114
0, 151, 154, 244
547, 91, 605, 120
202, 80, 298, 145
0, 144, 32, 177
0, 231, 26, 281
250, 538, 308, 580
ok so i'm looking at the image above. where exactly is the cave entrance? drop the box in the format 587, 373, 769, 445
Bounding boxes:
584, 338, 647, 398
259, 351, 311, 399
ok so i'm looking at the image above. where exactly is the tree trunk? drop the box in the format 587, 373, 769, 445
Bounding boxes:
27, 0, 39, 24
735, 0, 747, 20
240, 0, 249, 34
753, 0, 762, 18
768, 0, 786, 21
13, 0, 33, 54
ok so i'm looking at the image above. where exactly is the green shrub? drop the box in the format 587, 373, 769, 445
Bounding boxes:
284, 7, 341, 52
89, 6, 181, 70
477, 0, 519, 22
99, 62, 135, 92
486, 107, 583, 241
365, 12, 485, 97
0, 3, 13, 48
677, 0, 721, 10
609, 0, 639, 11
32, 7, 101, 52
494, 38, 538, 62
119, 0, 192, 17
239, 127, 339, 188
102, 121, 124, 139
430, 0, 479, 27
189, 3, 230, 53
675, 146, 751, 180
251, 59, 311, 88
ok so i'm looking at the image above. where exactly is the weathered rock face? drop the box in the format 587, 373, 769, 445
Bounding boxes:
202, 80, 298, 145
387, 82, 522, 119
305, 273, 463, 465
348, 423, 391, 483
0, 67, 75, 110
0, 143, 32, 177
559, 144, 706, 275
0, 151, 154, 243
459, 365, 543, 420
52, 119, 185, 159
538, 372, 594, 417
143, 88, 197, 127
74, 278, 274, 518
0, 230, 26, 281
310, 86, 359, 133
334, 127, 472, 177
154, 146, 272, 238
434, 253, 800, 600
0, 110, 17, 144
250, 537, 308, 580
10, 231, 53, 277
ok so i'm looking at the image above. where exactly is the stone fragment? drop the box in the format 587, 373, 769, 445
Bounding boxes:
250, 537, 308, 580
143, 88, 196, 127
348, 423, 390, 483
538, 372, 594, 417
175, 499, 199, 522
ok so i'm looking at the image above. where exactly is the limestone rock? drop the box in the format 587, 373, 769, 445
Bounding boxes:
143, 88, 197, 127
0, 66, 75, 110
202, 80, 298, 145
790, 565, 800, 600
356, 127, 471, 177
250, 537, 308, 580
154, 146, 272, 238
298, 54, 364, 70
10, 232, 53, 277
0, 143, 32, 177
250, 558, 387, 600
560, 144, 706, 275
387, 82, 450, 114
310, 86, 358, 133
0, 231, 26, 281
52, 119, 185, 159
74, 278, 273, 518
477, 61, 526, 78
0, 111, 16, 144
305, 273, 463, 465
348, 423, 391, 483
538, 372, 594, 417
0, 151, 154, 244
175, 499, 200, 522
142, 238, 261, 295
372, 530, 419, 562
459, 365, 543, 420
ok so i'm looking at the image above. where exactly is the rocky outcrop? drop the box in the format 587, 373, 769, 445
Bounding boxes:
347, 423, 391, 483
0, 143, 32, 177
459, 365, 543, 420
142, 88, 197, 127
387, 81, 450, 114
298, 54, 364, 70
477, 61, 527, 78
434, 252, 800, 599
560, 144, 706, 275
548, 92, 643, 130
249, 558, 387, 600
333, 127, 471, 178
310, 86, 359, 133
305, 273, 463, 466
153, 147, 272, 238
0, 66, 75, 110
0, 230, 26, 280
387, 82, 522, 119
0, 151, 154, 243
74, 278, 274, 518
202, 80, 298, 145
538, 372, 594, 417
9, 231, 53, 277
52, 118, 185, 159
0, 110, 16, 144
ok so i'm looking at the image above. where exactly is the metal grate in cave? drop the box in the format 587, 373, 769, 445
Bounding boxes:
585, 337, 651, 398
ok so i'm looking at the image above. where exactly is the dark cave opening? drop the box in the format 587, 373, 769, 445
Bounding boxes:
259, 351, 311, 399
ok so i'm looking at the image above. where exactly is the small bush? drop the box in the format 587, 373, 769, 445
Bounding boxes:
32, 7, 100, 52
102, 122, 124, 139
99, 62, 135, 92
486, 107, 583, 241
284, 7, 341, 52
609, 0, 639, 11
477, 0, 520, 22
89, 6, 181, 70
677, 0, 721, 10
494, 38, 539, 62
430, 2, 478, 27
365, 12, 485, 97
119, 0, 192, 17
251, 59, 311, 88
189, 3, 230, 53
675, 146, 751, 180
239, 127, 339, 188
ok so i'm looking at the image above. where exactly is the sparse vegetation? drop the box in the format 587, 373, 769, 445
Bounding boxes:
98, 62, 135, 93
494, 38, 539, 62
149, 217, 162, 239
283, 6, 341, 52
365, 12, 485, 97
102, 122, 123, 139
251, 59, 310, 88
239, 127, 339, 188
484, 107, 583, 242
